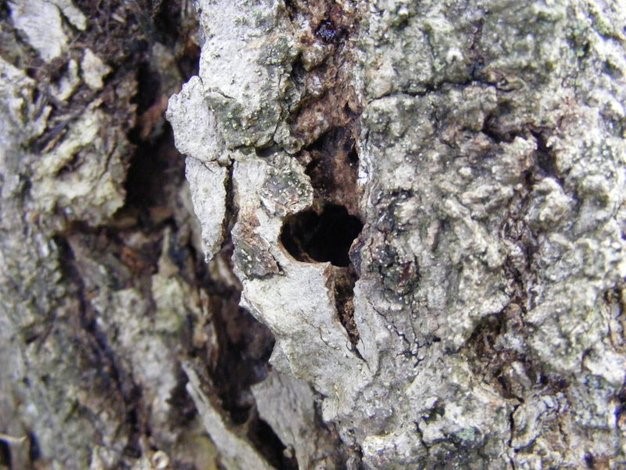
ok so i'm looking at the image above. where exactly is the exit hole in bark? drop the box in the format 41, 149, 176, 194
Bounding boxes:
279, 203, 363, 267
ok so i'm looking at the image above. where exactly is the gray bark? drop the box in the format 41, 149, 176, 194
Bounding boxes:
1, 0, 626, 469
168, 0, 626, 468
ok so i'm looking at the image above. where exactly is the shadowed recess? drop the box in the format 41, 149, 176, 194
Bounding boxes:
0, 440, 10, 469
279, 203, 363, 267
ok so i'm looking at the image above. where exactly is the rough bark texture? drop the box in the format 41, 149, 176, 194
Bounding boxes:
0, 1, 222, 468
1, 0, 626, 469
168, 0, 626, 468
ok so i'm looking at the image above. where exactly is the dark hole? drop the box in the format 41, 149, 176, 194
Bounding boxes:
280, 203, 363, 267
28, 432, 41, 461
531, 131, 562, 183
133, 63, 161, 115
124, 124, 183, 223
347, 146, 359, 166
0, 439, 11, 468
480, 101, 516, 143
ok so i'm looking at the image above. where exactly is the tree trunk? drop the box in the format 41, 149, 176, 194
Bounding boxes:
2, 0, 625, 469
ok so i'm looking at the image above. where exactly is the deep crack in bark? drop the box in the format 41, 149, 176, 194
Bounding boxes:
280, 1, 364, 349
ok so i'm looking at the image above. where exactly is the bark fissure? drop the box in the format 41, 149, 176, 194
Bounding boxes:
54, 233, 146, 458
278, 0, 365, 350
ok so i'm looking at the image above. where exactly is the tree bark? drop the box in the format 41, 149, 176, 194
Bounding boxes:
1, 0, 626, 469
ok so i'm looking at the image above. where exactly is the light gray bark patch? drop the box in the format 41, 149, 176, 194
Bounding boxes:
185, 157, 228, 261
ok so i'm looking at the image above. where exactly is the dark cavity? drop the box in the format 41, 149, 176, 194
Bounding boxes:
280, 203, 363, 267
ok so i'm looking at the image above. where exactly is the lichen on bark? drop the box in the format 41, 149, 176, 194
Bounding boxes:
1, 0, 626, 468
169, 0, 626, 467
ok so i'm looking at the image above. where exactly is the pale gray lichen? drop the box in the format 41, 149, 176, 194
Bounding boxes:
9, 0, 70, 62
172, 0, 298, 149
81, 48, 111, 91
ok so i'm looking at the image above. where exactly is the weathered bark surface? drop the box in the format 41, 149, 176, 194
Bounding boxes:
1, 0, 626, 469
0, 1, 224, 468
168, 0, 626, 468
